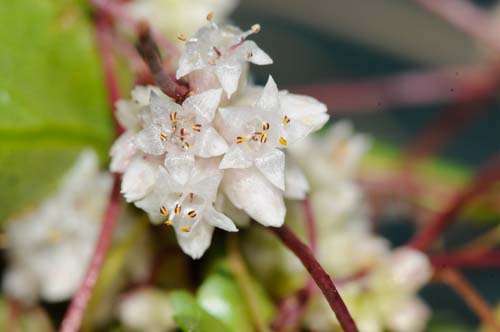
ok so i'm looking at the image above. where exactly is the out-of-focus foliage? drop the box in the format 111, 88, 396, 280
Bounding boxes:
0, 0, 113, 222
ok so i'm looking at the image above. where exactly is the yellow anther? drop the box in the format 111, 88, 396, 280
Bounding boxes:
236, 136, 246, 144
192, 124, 202, 132
247, 51, 253, 58
260, 133, 268, 143
160, 206, 169, 216
177, 34, 187, 41
206, 12, 214, 21
187, 210, 197, 218
279, 136, 288, 146
251, 24, 261, 33
180, 226, 191, 232
183, 142, 190, 150
160, 132, 168, 141
262, 122, 270, 131
208, 60, 216, 65
164, 219, 172, 226
170, 112, 177, 122
175, 204, 182, 215
283, 115, 290, 124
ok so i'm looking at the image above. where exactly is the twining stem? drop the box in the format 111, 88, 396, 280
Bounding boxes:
409, 154, 500, 251
291, 65, 496, 113
270, 225, 358, 332
227, 235, 272, 332
59, 13, 123, 332
458, 225, 500, 253
435, 268, 500, 331
431, 250, 500, 269
60, 176, 121, 332
136, 22, 189, 102
413, 0, 500, 54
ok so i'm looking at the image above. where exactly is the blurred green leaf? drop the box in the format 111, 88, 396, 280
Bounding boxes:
169, 290, 231, 332
197, 272, 275, 332
0, 0, 113, 221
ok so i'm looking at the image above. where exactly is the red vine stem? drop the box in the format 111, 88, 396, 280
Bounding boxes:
409, 154, 500, 251
270, 225, 358, 332
431, 250, 500, 269
435, 268, 500, 331
413, 0, 500, 54
59, 13, 123, 332
291, 65, 496, 113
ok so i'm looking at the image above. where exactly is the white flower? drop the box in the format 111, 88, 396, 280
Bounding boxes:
126, 0, 238, 45
136, 158, 237, 259
218, 76, 328, 190
134, 88, 228, 185
2, 150, 112, 303
118, 287, 176, 332
176, 22, 272, 97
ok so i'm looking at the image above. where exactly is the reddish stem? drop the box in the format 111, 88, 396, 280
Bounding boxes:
291, 65, 496, 113
431, 250, 500, 269
59, 13, 124, 332
270, 225, 358, 332
136, 22, 189, 102
413, 0, 500, 54
409, 154, 500, 251
435, 268, 500, 331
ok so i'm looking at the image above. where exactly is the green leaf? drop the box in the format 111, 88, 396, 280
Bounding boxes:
197, 272, 275, 332
169, 290, 231, 332
0, 0, 113, 221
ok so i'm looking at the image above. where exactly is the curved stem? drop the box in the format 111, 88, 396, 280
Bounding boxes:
270, 225, 358, 332
431, 250, 500, 269
409, 154, 500, 251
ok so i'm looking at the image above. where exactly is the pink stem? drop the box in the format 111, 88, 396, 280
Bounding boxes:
409, 154, 500, 251
413, 0, 500, 54
271, 226, 358, 332
59, 13, 123, 332
291, 65, 496, 113
431, 250, 500, 269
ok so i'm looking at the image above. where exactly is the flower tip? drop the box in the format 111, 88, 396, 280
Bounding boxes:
251, 24, 261, 33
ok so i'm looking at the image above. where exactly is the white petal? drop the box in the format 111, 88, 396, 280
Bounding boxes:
183, 89, 222, 122
134, 125, 168, 155
254, 148, 285, 190
240, 40, 273, 65
194, 126, 228, 157
222, 168, 286, 227
215, 62, 242, 98
121, 156, 159, 202
176, 50, 205, 79
204, 206, 238, 232
116, 100, 140, 130
256, 75, 279, 110
175, 221, 214, 259
164, 152, 195, 186
149, 91, 181, 122
2, 265, 39, 304
387, 298, 430, 332
219, 145, 253, 169
110, 132, 137, 173
284, 157, 310, 200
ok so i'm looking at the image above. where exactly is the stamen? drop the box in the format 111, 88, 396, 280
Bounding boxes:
192, 124, 202, 132
213, 46, 222, 58
160, 206, 169, 216
164, 219, 172, 226
183, 142, 191, 150
246, 51, 253, 58
160, 132, 168, 141
236, 136, 246, 144
251, 24, 261, 33
177, 34, 187, 42
180, 226, 191, 232
189, 192, 194, 202
260, 133, 268, 143
180, 128, 186, 136
208, 60, 216, 65
206, 12, 214, 21
279, 136, 288, 146
262, 122, 270, 131
175, 204, 182, 215
170, 112, 177, 122
187, 90, 195, 97
187, 210, 197, 218
283, 115, 290, 124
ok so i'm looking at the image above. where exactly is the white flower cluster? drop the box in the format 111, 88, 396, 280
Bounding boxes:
244, 122, 432, 332
110, 20, 329, 259
2, 150, 112, 304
